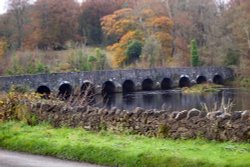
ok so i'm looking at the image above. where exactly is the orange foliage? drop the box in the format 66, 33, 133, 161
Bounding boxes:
102, 4, 174, 67
108, 31, 142, 67
101, 8, 136, 42
24, 0, 80, 49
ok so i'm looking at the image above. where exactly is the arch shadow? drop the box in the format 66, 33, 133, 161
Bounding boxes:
142, 78, 154, 91
81, 81, 95, 96
179, 76, 191, 88
58, 83, 73, 99
213, 75, 224, 85
102, 81, 116, 97
161, 78, 172, 90
196, 76, 207, 84
122, 80, 135, 93
36, 85, 51, 98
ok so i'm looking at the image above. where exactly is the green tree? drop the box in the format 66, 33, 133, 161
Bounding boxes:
142, 36, 162, 67
190, 39, 200, 67
125, 40, 143, 64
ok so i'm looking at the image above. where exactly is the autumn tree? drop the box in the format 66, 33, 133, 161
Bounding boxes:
78, 0, 130, 45
101, 1, 173, 67
25, 0, 80, 50
108, 31, 142, 67
225, 0, 250, 75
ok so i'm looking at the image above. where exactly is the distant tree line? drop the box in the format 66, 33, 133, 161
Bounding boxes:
0, 0, 249, 73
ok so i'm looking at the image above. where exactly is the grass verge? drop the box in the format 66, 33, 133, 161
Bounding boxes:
0, 121, 250, 167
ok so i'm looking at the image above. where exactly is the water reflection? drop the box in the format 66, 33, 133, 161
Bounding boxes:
95, 88, 250, 111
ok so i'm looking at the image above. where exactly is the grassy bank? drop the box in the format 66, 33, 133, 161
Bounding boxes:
182, 84, 223, 94
227, 77, 250, 89
0, 121, 250, 167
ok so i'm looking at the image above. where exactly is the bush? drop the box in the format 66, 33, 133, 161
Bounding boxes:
0, 92, 40, 124
6, 54, 50, 75
95, 48, 110, 70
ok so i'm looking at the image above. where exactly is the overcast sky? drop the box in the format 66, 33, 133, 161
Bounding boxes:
0, 0, 84, 14
0, 0, 229, 15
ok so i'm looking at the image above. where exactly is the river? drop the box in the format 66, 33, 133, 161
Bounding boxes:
95, 88, 250, 111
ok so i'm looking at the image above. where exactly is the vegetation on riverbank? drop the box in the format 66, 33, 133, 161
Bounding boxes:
227, 77, 250, 89
0, 121, 250, 167
182, 84, 223, 94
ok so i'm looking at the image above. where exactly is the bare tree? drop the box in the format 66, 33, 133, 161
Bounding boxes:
8, 0, 30, 48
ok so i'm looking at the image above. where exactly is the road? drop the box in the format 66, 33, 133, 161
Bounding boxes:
0, 149, 105, 167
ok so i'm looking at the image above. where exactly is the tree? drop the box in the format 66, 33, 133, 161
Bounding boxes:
142, 35, 162, 67
224, 48, 240, 66
7, 0, 30, 48
190, 39, 200, 67
25, 0, 80, 50
78, 0, 129, 45
108, 31, 142, 67
101, 3, 173, 67
125, 40, 143, 64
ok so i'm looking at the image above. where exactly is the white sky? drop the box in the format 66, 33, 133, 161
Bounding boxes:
0, 0, 229, 15
0, 0, 84, 14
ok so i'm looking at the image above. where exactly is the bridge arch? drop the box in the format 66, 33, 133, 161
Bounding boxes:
36, 85, 51, 98
179, 76, 191, 88
161, 78, 172, 90
122, 80, 135, 93
102, 81, 116, 96
81, 81, 95, 96
213, 74, 224, 85
142, 78, 154, 91
58, 82, 73, 99
196, 76, 207, 84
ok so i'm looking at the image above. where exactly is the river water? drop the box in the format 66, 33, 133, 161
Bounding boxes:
95, 88, 250, 111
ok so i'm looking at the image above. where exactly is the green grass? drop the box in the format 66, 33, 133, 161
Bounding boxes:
182, 84, 223, 94
1, 121, 250, 167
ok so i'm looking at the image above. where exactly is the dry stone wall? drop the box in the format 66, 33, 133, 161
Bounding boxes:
31, 103, 250, 142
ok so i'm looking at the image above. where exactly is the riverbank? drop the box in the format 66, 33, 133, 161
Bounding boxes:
182, 84, 223, 94
1, 121, 250, 167
227, 77, 250, 89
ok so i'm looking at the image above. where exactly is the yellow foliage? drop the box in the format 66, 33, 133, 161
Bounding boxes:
109, 31, 142, 68
101, 5, 174, 68
0, 38, 8, 59
151, 16, 173, 31
101, 8, 136, 40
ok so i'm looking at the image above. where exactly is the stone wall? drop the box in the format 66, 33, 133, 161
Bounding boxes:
32, 103, 250, 142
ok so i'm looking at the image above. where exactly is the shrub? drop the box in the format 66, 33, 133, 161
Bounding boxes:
0, 92, 40, 124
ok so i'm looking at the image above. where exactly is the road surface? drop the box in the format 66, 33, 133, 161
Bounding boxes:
0, 149, 105, 167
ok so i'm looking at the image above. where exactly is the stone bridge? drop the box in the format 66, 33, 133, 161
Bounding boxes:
0, 67, 234, 96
